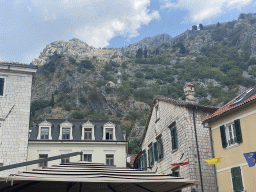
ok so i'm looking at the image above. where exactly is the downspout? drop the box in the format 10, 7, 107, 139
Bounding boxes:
192, 108, 204, 192
204, 123, 219, 192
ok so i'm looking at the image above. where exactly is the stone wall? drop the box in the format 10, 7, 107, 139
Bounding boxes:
0, 66, 35, 177
141, 100, 216, 192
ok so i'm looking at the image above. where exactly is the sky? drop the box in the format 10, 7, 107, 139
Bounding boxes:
0, 0, 256, 64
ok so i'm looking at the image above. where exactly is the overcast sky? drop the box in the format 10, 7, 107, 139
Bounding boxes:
0, 0, 255, 64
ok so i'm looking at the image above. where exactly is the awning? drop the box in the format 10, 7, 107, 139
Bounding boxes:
0, 162, 197, 192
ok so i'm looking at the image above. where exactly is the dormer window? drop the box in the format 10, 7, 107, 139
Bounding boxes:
59, 120, 73, 140
37, 120, 52, 140
103, 122, 116, 141
106, 128, 113, 140
81, 120, 95, 140
41, 128, 49, 140
62, 128, 70, 140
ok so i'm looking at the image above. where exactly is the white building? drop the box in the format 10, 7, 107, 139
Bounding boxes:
0, 62, 37, 177
27, 119, 128, 170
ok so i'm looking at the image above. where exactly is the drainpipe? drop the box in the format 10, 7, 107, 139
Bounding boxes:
204, 123, 219, 192
192, 108, 204, 192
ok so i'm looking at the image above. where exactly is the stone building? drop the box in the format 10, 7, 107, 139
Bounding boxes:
134, 83, 218, 192
27, 119, 128, 170
0, 62, 37, 177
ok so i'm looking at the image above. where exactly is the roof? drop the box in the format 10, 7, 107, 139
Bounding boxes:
204, 87, 256, 123
154, 95, 218, 111
29, 119, 125, 141
0, 62, 38, 69
140, 95, 218, 144
0, 162, 197, 192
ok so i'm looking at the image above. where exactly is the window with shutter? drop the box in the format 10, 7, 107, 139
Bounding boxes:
234, 119, 243, 143
154, 142, 158, 162
170, 125, 178, 150
0, 78, 4, 96
221, 119, 243, 148
231, 167, 244, 191
157, 137, 164, 159
220, 125, 227, 148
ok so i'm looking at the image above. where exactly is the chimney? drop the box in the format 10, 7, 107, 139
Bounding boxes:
184, 83, 195, 103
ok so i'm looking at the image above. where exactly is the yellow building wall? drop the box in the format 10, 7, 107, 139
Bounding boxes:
27, 142, 127, 171
209, 103, 256, 192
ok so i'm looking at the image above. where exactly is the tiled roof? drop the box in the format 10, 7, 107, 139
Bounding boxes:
204, 88, 256, 123
154, 95, 218, 111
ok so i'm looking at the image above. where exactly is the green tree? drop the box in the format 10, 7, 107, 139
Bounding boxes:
143, 48, 148, 58
49, 94, 54, 107
136, 48, 143, 58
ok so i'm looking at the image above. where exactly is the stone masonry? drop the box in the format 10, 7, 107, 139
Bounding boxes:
140, 97, 217, 192
0, 63, 37, 177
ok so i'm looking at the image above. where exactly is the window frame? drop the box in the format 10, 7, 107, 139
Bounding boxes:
105, 128, 113, 140
81, 121, 95, 140
170, 124, 178, 151
103, 122, 116, 141
106, 154, 114, 166
155, 105, 160, 122
59, 120, 73, 140
225, 123, 237, 147
39, 154, 48, 167
37, 120, 52, 140
62, 128, 70, 140
0, 77, 6, 97
84, 154, 92, 162
40, 127, 50, 140
61, 157, 70, 164
230, 166, 244, 192
156, 135, 164, 160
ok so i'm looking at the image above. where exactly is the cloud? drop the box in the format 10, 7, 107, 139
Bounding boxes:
29, 0, 160, 48
161, 0, 252, 22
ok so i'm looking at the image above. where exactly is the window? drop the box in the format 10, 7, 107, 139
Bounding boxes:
157, 136, 164, 159
62, 128, 70, 140
148, 144, 154, 165
0, 163, 3, 167
84, 128, 92, 140
226, 123, 236, 146
153, 142, 158, 162
106, 128, 113, 140
0, 78, 5, 96
61, 157, 70, 164
106, 154, 114, 165
141, 153, 147, 168
103, 122, 116, 140
84, 154, 92, 162
220, 119, 243, 148
156, 105, 160, 120
170, 125, 178, 150
59, 120, 73, 140
37, 120, 52, 140
231, 167, 244, 191
41, 127, 49, 140
39, 154, 48, 167
82, 121, 95, 140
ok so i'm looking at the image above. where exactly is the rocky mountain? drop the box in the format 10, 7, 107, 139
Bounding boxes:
31, 13, 256, 139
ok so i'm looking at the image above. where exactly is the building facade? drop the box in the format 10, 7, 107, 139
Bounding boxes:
0, 62, 37, 177
135, 84, 218, 192
204, 87, 256, 192
27, 119, 128, 170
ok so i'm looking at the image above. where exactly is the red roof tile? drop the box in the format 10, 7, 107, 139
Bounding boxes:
204, 88, 256, 123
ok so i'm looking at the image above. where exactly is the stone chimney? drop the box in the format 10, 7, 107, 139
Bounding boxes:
184, 83, 195, 103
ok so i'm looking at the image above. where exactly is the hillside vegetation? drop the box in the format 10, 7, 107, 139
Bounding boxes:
31, 13, 256, 148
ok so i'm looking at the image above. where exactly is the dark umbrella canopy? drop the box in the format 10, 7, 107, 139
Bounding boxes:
0, 162, 197, 192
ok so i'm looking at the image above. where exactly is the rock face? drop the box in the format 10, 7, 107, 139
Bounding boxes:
32, 38, 123, 66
